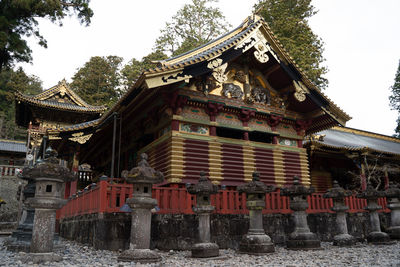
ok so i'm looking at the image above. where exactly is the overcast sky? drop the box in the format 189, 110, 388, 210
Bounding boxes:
18, 0, 400, 136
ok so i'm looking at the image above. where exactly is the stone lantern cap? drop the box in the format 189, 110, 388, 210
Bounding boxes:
21, 147, 76, 183
121, 153, 164, 185
187, 172, 218, 196
280, 176, 314, 197
385, 182, 400, 199
237, 172, 275, 194
323, 180, 352, 200
357, 184, 385, 200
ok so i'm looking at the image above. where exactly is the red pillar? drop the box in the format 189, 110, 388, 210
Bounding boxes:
273, 136, 278, 144
243, 132, 249, 140
172, 120, 179, 131
210, 126, 216, 136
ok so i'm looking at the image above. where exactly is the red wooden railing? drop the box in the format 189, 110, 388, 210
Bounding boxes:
56, 180, 390, 220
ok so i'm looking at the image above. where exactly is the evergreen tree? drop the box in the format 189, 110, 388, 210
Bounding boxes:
255, 0, 328, 89
389, 60, 400, 137
0, 0, 93, 71
121, 51, 167, 92
70, 56, 122, 107
154, 0, 231, 56
0, 67, 42, 139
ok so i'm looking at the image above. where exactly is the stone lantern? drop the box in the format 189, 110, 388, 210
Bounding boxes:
118, 153, 164, 263
357, 184, 391, 244
281, 176, 320, 250
22, 147, 75, 262
186, 171, 219, 258
384, 182, 400, 239
323, 180, 356, 246
237, 172, 275, 254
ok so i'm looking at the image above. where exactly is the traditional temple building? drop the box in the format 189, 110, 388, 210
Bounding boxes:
305, 126, 400, 192
48, 15, 350, 188
14, 79, 106, 161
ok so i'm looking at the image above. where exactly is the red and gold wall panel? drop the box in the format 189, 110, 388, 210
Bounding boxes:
141, 133, 310, 187
221, 143, 245, 185
183, 139, 209, 180
254, 147, 276, 185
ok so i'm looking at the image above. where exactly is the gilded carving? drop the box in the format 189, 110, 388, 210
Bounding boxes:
195, 75, 218, 96
294, 91, 306, 102
234, 70, 247, 83
254, 50, 269, 63
293, 80, 308, 102
251, 86, 268, 104
207, 58, 223, 69
69, 133, 93, 144
212, 63, 228, 83
222, 83, 244, 99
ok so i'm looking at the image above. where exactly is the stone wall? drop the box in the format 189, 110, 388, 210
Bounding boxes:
0, 176, 26, 229
59, 212, 391, 251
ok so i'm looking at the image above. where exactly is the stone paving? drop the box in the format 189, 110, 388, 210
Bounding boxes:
1, 236, 400, 266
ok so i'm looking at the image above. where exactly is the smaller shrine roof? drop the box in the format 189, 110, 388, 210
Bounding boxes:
15, 79, 107, 114
306, 126, 400, 156
0, 139, 27, 153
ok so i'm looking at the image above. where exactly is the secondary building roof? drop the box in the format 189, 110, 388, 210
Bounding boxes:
305, 126, 400, 157
15, 79, 106, 114
0, 139, 27, 153
15, 79, 107, 128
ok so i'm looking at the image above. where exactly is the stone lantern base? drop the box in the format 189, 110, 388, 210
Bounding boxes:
286, 232, 321, 250
118, 249, 162, 263
333, 233, 356, 246
192, 242, 219, 258
367, 231, 392, 244
239, 229, 274, 254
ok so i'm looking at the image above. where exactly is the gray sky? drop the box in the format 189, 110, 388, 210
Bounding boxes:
18, 0, 400, 136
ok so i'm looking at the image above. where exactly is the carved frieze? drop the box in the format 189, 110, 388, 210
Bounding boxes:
222, 83, 244, 99
195, 76, 218, 96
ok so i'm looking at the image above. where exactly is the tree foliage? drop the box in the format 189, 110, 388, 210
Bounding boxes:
121, 51, 167, 92
389, 60, 400, 137
70, 56, 123, 107
0, 0, 93, 71
255, 0, 328, 89
154, 0, 231, 56
0, 67, 42, 139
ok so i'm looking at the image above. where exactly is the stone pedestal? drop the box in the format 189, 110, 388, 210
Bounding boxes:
324, 181, 356, 246
191, 206, 219, 258
281, 176, 320, 250
5, 179, 36, 252
118, 153, 164, 263
384, 183, 400, 239
187, 172, 219, 258
20, 148, 74, 263
358, 185, 391, 244
237, 172, 275, 254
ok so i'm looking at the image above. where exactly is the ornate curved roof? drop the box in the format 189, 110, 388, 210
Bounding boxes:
106, 15, 349, 132
15, 79, 106, 114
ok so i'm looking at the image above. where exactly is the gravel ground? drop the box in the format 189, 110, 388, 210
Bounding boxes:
1, 237, 400, 267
